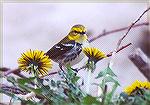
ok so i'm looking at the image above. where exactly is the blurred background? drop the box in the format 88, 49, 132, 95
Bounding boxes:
2, 3, 149, 101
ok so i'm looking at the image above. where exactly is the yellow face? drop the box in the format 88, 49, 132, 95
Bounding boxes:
68, 24, 88, 43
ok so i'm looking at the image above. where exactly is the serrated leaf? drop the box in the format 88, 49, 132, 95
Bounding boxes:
95, 70, 106, 79
103, 76, 120, 86
95, 67, 116, 79
106, 67, 117, 77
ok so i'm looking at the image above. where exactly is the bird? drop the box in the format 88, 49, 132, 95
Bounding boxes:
46, 24, 89, 71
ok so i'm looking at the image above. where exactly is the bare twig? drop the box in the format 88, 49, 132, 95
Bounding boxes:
0, 84, 27, 95
0, 68, 27, 78
89, 22, 149, 43
0, 67, 10, 72
4, 68, 20, 76
108, 7, 150, 68
117, 7, 150, 50
0, 103, 7, 105
107, 43, 132, 57
129, 48, 150, 81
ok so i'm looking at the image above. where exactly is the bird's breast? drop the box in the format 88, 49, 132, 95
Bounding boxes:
63, 41, 89, 66
64, 51, 85, 66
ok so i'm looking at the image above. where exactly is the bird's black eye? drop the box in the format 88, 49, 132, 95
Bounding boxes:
73, 30, 78, 33
82, 32, 86, 34
73, 30, 86, 35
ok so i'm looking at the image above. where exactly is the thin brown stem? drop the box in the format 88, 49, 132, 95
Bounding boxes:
4, 68, 20, 76
40, 71, 58, 78
101, 85, 107, 105
107, 43, 132, 57
117, 7, 150, 50
9, 97, 13, 105
108, 7, 150, 68
0, 67, 26, 78
89, 22, 149, 43
1, 84, 27, 95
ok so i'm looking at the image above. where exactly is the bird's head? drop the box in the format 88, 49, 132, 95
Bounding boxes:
68, 24, 88, 43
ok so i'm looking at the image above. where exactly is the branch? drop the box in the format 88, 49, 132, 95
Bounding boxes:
117, 7, 150, 50
108, 7, 150, 68
129, 48, 150, 81
0, 84, 27, 95
0, 103, 7, 105
0, 67, 26, 78
0, 84, 45, 102
4, 68, 20, 76
89, 22, 149, 43
106, 43, 132, 57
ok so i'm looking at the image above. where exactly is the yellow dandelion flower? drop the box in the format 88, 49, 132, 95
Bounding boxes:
83, 47, 107, 63
18, 49, 52, 76
124, 80, 150, 95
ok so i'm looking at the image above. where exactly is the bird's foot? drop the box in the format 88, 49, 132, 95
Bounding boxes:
71, 68, 78, 73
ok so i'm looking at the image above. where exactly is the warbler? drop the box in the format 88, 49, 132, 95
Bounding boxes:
46, 24, 89, 70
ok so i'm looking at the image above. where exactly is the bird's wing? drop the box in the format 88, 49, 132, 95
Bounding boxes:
46, 40, 81, 61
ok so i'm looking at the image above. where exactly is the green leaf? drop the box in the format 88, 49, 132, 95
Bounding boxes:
120, 92, 129, 100
95, 67, 116, 79
67, 67, 75, 77
106, 67, 117, 77
0, 88, 16, 98
103, 76, 120, 86
7, 76, 17, 85
57, 80, 61, 86
66, 66, 80, 84
30, 88, 42, 95
41, 85, 51, 95
72, 76, 80, 84
105, 83, 118, 105
86, 61, 96, 72
82, 95, 100, 105
51, 80, 56, 87
144, 89, 150, 101
17, 77, 36, 85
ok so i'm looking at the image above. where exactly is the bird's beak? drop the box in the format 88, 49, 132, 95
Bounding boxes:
83, 34, 88, 40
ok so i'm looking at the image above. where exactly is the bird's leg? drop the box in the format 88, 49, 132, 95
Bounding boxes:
74, 65, 87, 72
59, 63, 68, 80
59, 64, 66, 74
71, 68, 78, 73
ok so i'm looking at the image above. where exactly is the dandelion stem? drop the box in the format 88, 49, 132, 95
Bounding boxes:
85, 69, 91, 94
